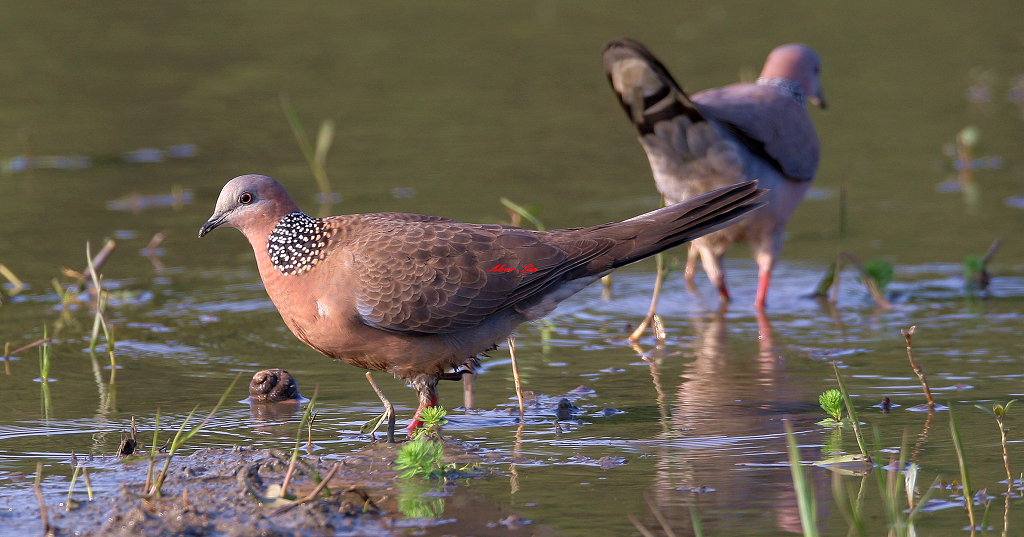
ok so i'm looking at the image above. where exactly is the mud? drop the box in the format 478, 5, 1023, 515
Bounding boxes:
45, 440, 556, 537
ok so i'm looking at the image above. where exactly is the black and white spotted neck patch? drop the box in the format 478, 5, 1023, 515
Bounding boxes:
267, 212, 332, 275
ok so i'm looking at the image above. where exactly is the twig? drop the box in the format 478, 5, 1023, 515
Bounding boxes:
0, 264, 25, 295
508, 337, 524, 421
34, 462, 50, 534
9, 338, 50, 356
279, 455, 299, 497
81, 239, 116, 282
270, 462, 342, 516
982, 239, 1002, 266
902, 326, 934, 409
299, 462, 339, 501
144, 232, 166, 272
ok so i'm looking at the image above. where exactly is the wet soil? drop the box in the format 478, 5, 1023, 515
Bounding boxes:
46, 440, 554, 537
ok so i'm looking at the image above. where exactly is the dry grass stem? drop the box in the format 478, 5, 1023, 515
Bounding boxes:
82, 465, 93, 501
0, 264, 25, 295
901, 326, 934, 409
270, 462, 342, 517
508, 338, 525, 421
34, 461, 50, 534
81, 239, 116, 282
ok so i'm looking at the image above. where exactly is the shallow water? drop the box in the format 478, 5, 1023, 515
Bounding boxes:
2, 2, 1024, 536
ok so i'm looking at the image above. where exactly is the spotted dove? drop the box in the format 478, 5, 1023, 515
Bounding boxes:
200, 175, 763, 433
603, 39, 825, 309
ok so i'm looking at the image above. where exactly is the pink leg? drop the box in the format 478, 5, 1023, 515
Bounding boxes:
754, 250, 776, 311
755, 270, 771, 311
406, 393, 438, 435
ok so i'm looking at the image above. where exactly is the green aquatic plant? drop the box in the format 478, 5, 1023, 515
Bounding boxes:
410, 405, 449, 440
869, 428, 938, 537
859, 259, 893, 292
38, 325, 51, 382
394, 436, 446, 480
975, 400, 1016, 486
811, 252, 892, 309
145, 373, 241, 498
963, 239, 1000, 295
818, 389, 844, 424
397, 480, 446, 519
963, 254, 984, 283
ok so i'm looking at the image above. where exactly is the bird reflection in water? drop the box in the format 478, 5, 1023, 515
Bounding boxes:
632, 307, 830, 534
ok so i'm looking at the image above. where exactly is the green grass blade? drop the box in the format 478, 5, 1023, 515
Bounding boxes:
949, 405, 975, 530
499, 197, 545, 231
690, 504, 704, 537
833, 362, 870, 462
784, 421, 819, 537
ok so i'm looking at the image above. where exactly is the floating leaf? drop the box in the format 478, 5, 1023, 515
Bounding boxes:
360, 410, 389, 435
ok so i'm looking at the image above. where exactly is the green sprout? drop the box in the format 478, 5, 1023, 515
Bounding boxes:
410, 406, 449, 440
963, 254, 984, 283
817, 388, 845, 429
38, 325, 51, 382
819, 389, 844, 422
975, 400, 1017, 485
394, 437, 446, 480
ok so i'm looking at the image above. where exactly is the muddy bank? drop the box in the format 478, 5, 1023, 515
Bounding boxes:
44, 440, 555, 537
